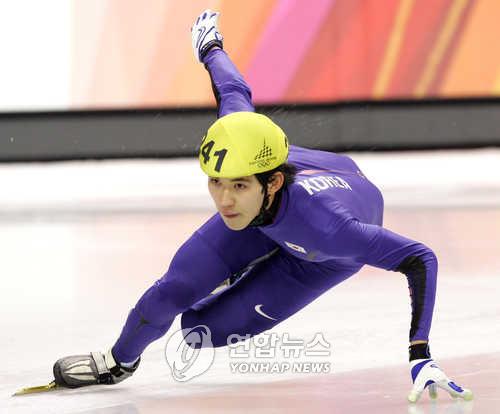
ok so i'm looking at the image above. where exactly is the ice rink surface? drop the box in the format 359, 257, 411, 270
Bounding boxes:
1, 149, 499, 414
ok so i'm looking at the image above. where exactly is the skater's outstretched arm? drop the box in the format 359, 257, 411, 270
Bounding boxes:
191, 9, 254, 117
297, 198, 472, 402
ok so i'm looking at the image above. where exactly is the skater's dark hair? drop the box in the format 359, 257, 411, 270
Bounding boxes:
248, 163, 296, 227
255, 163, 297, 191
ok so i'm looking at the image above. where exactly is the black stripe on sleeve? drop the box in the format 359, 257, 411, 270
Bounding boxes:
396, 255, 427, 340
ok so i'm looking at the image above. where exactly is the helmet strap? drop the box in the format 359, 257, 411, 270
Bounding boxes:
248, 185, 282, 227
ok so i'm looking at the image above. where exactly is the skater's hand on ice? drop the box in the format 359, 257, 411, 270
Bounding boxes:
191, 9, 223, 62
408, 359, 473, 403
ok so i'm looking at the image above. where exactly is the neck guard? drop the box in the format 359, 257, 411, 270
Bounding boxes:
248, 189, 282, 227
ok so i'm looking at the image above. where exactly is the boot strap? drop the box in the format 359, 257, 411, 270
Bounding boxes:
91, 351, 113, 384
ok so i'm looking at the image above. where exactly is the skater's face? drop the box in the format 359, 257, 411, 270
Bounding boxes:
208, 173, 283, 230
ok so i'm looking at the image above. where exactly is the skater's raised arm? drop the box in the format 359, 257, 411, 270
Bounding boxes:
191, 9, 254, 117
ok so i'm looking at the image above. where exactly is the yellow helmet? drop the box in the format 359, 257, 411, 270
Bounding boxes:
199, 111, 288, 178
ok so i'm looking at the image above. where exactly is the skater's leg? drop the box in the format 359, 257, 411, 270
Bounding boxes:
112, 214, 278, 363
181, 251, 361, 347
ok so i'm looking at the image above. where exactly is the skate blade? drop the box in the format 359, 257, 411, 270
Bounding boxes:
12, 381, 59, 396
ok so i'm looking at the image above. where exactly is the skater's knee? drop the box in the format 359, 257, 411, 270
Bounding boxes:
155, 278, 200, 308
137, 278, 200, 326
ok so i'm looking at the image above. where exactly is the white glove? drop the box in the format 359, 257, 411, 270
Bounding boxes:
191, 9, 223, 62
408, 358, 473, 403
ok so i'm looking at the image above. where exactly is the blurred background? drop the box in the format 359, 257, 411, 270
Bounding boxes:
1, 1, 499, 413
1, 0, 499, 159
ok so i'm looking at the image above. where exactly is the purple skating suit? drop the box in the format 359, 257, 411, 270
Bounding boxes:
112, 49, 437, 363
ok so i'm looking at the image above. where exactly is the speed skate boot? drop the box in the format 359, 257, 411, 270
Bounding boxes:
53, 349, 139, 388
